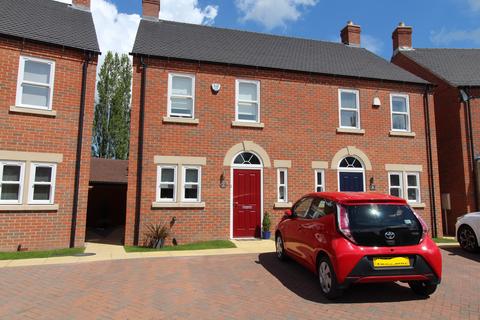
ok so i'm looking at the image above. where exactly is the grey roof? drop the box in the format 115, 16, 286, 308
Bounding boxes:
132, 20, 426, 85
0, 0, 100, 53
401, 49, 480, 87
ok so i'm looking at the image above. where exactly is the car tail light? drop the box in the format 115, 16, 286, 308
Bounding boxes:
337, 205, 357, 244
413, 211, 429, 243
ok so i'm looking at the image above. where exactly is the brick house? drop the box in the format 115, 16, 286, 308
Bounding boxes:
0, 0, 99, 251
125, 0, 442, 246
392, 23, 480, 235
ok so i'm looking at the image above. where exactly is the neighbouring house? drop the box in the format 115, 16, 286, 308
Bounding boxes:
125, 0, 442, 246
0, 0, 99, 251
87, 158, 128, 244
392, 23, 480, 235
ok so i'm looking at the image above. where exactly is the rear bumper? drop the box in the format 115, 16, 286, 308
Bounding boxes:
341, 255, 440, 288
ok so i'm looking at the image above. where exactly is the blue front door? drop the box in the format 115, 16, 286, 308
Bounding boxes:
339, 172, 364, 192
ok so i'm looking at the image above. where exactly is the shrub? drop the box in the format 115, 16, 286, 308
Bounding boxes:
143, 222, 170, 248
262, 212, 271, 232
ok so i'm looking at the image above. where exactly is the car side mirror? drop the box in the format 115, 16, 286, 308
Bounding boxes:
284, 209, 293, 217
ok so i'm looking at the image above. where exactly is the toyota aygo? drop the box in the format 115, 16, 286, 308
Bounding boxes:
275, 192, 442, 299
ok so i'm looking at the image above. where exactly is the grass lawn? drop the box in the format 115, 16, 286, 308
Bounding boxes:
0, 247, 85, 260
125, 240, 236, 253
433, 237, 458, 244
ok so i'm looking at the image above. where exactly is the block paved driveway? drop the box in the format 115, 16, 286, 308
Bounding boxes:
1, 247, 479, 320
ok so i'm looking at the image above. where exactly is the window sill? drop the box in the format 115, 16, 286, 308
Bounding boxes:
152, 202, 205, 209
274, 202, 292, 209
10, 106, 57, 117
409, 203, 426, 209
163, 117, 199, 125
231, 121, 265, 129
0, 204, 59, 212
336, 127, 365, 135
389, 131, 416, 137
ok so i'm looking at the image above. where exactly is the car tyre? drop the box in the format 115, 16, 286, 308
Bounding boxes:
275, 234, 287, 261
317, 256, 343, 300
408, 281, 437, 296
458, 225, 479, 253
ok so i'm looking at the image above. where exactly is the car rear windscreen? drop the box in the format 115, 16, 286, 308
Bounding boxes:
346, 204, 422, 246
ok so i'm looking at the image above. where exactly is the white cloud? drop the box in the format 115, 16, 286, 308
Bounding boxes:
468, 0, 480, 11
235, 0, 318, 30
160, 0, 218, 25
430, 27, 480, 45
362, 34, 384, 54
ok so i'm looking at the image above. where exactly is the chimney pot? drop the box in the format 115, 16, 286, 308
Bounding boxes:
392, 23, 413, 52
143, 0, 160, 20
72, 0, 90, 10
341, 21, 361, 47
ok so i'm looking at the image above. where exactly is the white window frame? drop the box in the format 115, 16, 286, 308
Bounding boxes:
388, 172, 403, 198
405, 172, 421, 204
156, 165, 177, 202
315, 169, 325, 192
16, 56, 56, 110
0, 161, 25, 205
28, 163, 56, 205
235, 79, 261, 123
167, 73, 195, 119
277, 168, 288, 203
182, 166, 201, 203
338, 89, 360, 129
390, 93, 411, 132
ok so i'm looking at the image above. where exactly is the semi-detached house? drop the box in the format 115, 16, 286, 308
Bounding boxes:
125, 0, 442, 246
0, 0, 99, 251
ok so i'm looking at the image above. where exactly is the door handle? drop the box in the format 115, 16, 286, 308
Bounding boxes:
234, 202, 238, 207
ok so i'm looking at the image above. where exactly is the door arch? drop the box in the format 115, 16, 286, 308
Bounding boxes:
338, 156, 365, 192
231, 151, 263, 238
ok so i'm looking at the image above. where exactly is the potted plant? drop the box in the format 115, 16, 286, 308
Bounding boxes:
262, 212, 271, 239
143, 222, 170, 249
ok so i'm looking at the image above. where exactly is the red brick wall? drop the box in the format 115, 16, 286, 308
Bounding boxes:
125, 56, 442, 246
0, 37, 98, 251
393, 53, 478, 235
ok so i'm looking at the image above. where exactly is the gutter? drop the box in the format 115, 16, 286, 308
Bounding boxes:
133, 56, 148, 245
423, 86, 438, 237
70, 52, 93, 248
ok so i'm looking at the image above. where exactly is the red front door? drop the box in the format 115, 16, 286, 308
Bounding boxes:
233, 169, 261, 238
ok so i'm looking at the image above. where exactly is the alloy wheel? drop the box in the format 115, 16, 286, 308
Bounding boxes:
459, 226, 477, 251
276, 237, 283, 258
319, 262, 332, 293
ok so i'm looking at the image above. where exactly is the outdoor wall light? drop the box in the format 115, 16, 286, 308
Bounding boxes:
220, 171, 227, 188
373, 97, 381, 108
369, 177, 376, 191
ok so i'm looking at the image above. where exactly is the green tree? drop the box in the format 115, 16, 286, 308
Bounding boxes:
92, 51, 132, 160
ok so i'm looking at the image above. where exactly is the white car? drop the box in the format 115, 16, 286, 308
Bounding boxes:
456, 212, 480, 252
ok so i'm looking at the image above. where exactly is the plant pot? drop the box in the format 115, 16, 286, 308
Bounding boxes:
262, 231, 271, 239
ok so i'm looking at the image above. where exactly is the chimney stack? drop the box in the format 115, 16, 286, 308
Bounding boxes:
392, 22, 413, 52
341, 21, 361, 47
143, 0, 160, 20
72, 0, 90, 10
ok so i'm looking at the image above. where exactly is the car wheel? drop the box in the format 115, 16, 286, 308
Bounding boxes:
275, 234, 287, 261
317, 256, 343, 300
408, 281, 437, 296
458, 225, 479, 253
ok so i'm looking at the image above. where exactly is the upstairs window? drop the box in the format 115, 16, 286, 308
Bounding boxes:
236, 80, 260, 122
0, 162, 24, 204
16, 56, 55, 110
168, 74, 195, 118
391, 94, 411, 131
339, 89, 360, 129
28, 163, 56, 204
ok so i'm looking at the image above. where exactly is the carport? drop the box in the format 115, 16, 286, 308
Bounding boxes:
86, 158, 128, 244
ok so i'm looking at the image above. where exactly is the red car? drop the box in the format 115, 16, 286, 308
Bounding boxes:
275, 192, 442, 299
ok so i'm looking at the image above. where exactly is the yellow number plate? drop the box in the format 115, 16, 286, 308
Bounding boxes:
373, 257, 410, 268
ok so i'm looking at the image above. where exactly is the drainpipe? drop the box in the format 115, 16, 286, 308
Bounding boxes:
423, 85, 438, 238
133, 56, 147, 245
462, 87, 478, 211
70, 52, 93, 248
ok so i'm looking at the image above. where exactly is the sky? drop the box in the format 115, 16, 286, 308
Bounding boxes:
55, 0, 480, 61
